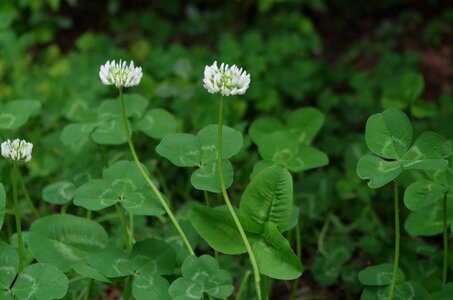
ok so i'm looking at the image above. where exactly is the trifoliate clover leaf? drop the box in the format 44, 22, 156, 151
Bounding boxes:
156, 125, 243, 193
249, 107, 328, 173
74, 160, 165, 216
61, 94, 176, 145
87, 238, 175, 300
357, 109, 451, 188
169, 255, 234, 300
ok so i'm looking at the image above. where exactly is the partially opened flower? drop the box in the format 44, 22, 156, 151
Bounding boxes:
203, 61, 251, 96
1, 139, 33, 162
99, 60, 143, 89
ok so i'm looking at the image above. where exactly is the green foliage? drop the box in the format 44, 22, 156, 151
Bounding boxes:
249, 107, 328, 174
1, 2, 452, 299
0, 184, 5, 231
87, 238, 176, 299
358, 264, 405, 286
192, 166, 303, 280
0, 241, 69, 300
169, 255, 233, 300
12, 263, 69, 300
26, 214, 109, 272
0, 100, 41, 130
357, 109, 451, 188
403, 156, 453, 236
42, 180, 75, 205
61, 95, 176, 146
156, 125, 243, 192
74, 160, 164, 215
0, 241, 17, 289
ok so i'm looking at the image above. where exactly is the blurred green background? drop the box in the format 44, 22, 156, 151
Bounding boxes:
1, 0, 453, 298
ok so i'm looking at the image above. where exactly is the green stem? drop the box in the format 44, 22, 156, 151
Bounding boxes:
116, 203, 132, 254
217, 96, 262, 300
442, 193, 449, 287
18, 170, 40, 218
123, 276, 133, 300
203, 190, 218, 259
12, 162, 24, 273
290, 223, 302, 299
60, 203, 69, 214
118, 88, 195, 256
388, 180, 400, 300
235, 270, 251, 300
317, 217, 330, 258
129, 212, 135, 244
203, 190, 211, 207
155, 166, 172, 201
261, 276, 270, 300
82, 279, 93, 300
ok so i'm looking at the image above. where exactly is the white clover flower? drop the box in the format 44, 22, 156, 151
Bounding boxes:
203, 61, 251, 96
1, 139, 33, 162
99, 60, 143, 89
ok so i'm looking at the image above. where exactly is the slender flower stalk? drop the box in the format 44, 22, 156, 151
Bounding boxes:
12, 162, 24, 272
203, 61, 261, 299
442, 193, 449, 287
99, 59, 194, 255
116, 203, 132, 254
117, 88, 195, 255
1, 138, 33, 273
388, 180, 400, 300
217, 96, 261, 300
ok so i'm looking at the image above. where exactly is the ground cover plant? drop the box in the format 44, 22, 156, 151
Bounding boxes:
1, 0, 453, 299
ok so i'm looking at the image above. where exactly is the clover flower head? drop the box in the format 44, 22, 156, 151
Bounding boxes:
1, 139, 33, 162
99, 60, 143, 89
203, 61, 251, 96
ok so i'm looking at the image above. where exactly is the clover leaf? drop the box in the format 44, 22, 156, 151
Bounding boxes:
403, 155, 453, 237
156, 124, 243, 193
0, 100, 41, 130
26, 214, 109, 272
0, 242, 68, 300
168, 255, 234, 300
249, 107, 328, 173
86, 238, 175, 300
74, 160, 165, 216
357, 109, 451, 188
191, 166, 303, 280
61, 94, 176, 145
